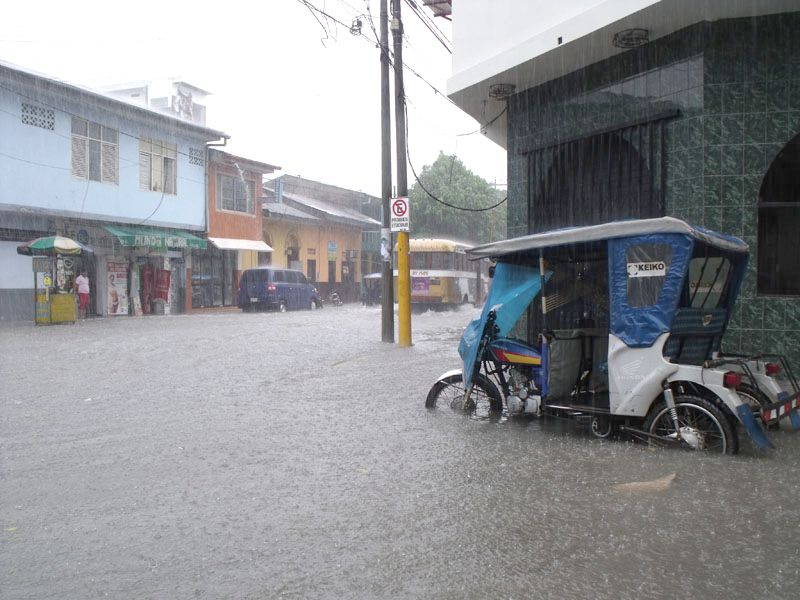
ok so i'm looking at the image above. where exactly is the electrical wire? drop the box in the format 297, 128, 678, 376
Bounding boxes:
402, 0, 452, 54
404, 100, 506, 213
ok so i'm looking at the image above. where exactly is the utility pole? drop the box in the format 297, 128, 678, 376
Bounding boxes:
392, 0, 411, 347
380, 0, 394, 343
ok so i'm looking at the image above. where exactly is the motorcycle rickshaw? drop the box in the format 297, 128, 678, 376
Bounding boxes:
426, 217, 800, 454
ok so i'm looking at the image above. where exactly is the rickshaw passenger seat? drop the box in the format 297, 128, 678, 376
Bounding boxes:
663, 308, 727, 366
548, 333, 583, 398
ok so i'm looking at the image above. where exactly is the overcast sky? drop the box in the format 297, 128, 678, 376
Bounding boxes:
0, 0, 506, 196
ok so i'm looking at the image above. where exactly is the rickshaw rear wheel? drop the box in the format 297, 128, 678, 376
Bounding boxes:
736, 384, 769, 409
426, 373, 503, 417
643, 394, 737, 455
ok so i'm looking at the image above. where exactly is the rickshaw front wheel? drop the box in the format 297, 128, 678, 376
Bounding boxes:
643, 394, 737, 455
426, 373, 503, 418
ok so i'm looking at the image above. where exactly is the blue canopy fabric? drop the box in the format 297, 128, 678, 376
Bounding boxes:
458, 263, 548, 388
608, 233, 693, 348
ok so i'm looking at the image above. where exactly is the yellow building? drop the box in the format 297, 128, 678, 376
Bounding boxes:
262, 179, 380, 303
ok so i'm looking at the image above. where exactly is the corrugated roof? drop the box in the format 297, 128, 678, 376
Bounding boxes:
263, 201, 320, 221
281, 191, 380, 227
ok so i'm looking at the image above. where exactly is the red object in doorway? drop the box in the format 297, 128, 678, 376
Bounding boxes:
141, 263, 153, 314
155, 269, 171, 301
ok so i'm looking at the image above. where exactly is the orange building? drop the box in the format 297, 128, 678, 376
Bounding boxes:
187, 149, 278, 311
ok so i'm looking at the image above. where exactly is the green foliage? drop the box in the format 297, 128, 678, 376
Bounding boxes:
409, 152, 506, 244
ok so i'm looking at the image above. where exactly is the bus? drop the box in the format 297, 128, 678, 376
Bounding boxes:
395, 238, 486, 309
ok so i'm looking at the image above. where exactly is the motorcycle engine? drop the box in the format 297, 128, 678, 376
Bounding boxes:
507, 367, 539, 415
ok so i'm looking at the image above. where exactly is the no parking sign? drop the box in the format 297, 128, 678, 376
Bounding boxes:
390, 197, 410, 232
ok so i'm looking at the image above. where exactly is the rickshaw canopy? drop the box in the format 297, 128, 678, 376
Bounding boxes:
461, 217, 748, 367
466, 217, 748, 260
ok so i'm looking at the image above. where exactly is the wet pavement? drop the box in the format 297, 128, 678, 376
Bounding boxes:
2, 305, 800, 599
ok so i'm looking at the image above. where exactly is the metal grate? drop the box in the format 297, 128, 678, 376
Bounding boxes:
189, 147, 205, 166
21, 103, 55, 130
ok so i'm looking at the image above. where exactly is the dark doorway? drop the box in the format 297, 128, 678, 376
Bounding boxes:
526, 119, 667, 233
307, 259, 316, 282
327, 260, 336, 293
758, 133, 800, 296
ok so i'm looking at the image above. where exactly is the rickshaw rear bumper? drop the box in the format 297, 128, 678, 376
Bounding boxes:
760, 391, 800, 429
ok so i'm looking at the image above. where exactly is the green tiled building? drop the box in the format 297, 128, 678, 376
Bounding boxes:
497, 12, 800, 367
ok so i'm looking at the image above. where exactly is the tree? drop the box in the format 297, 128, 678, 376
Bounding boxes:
408, 152, 506, 244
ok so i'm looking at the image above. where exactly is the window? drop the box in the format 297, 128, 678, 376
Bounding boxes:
686, 256, 731, 309
217, 174, 255, 214
626, 244, 672, 308
71, 117, 118, 184
140, 139, 177, 194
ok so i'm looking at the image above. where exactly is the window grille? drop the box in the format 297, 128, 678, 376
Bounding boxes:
21, 103, 55, 130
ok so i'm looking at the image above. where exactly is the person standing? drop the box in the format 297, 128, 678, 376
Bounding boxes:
75, 269, 90, 319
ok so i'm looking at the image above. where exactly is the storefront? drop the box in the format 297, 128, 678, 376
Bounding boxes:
191, 238, 273, 309
191, 247, 236, 308
101, 224, 206, 316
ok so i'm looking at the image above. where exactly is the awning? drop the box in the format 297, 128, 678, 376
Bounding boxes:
208, 237, 273, 253
103, 225, 207, 249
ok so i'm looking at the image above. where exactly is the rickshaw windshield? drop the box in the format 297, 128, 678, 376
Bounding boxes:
458, 262, 548, 388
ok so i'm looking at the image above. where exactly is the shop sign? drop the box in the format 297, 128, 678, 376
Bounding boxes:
133, 234, 189, 248
327, 241, 337, 261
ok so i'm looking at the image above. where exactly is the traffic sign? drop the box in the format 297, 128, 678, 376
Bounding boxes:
391, 197, 410, 232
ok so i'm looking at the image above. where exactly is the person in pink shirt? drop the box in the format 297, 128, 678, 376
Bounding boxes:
74, 270, 90, 318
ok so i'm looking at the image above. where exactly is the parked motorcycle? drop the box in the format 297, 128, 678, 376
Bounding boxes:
327, 290, 343, 306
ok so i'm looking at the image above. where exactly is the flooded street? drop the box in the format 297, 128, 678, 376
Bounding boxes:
2, 305, 800, 599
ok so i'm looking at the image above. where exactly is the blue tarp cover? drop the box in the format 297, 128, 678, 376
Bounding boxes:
609, 233, 693, 348
459, 263, 547, 388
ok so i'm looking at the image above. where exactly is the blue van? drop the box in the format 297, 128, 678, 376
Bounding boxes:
238, 267, 322, 312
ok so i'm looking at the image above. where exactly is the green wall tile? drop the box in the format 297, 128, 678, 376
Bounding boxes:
742, 207, 758, 237
721, 115, 744, 144
744, 113, 767, 144
704, 145, 722, 175
721, 177, 743, 205
704, 176, 723, 205
704, 115, 723, 145
723, 83, 746, 113
746, 80, 768, 113
743, 144, 766, 175
786, 302, 800, 331
705, 84, 723, 114
766, 79, 789, 112
763, 298, 786, 331
721, 145, 743, 175
766, 112, 788, 144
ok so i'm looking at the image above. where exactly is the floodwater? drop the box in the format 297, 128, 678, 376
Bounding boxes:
1, 305, 799, 599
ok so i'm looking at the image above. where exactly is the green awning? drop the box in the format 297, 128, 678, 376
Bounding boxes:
103, 225, 207, 249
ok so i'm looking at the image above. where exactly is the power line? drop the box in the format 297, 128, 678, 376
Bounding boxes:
404, 102, 507, 213
402, 0, 451, 54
